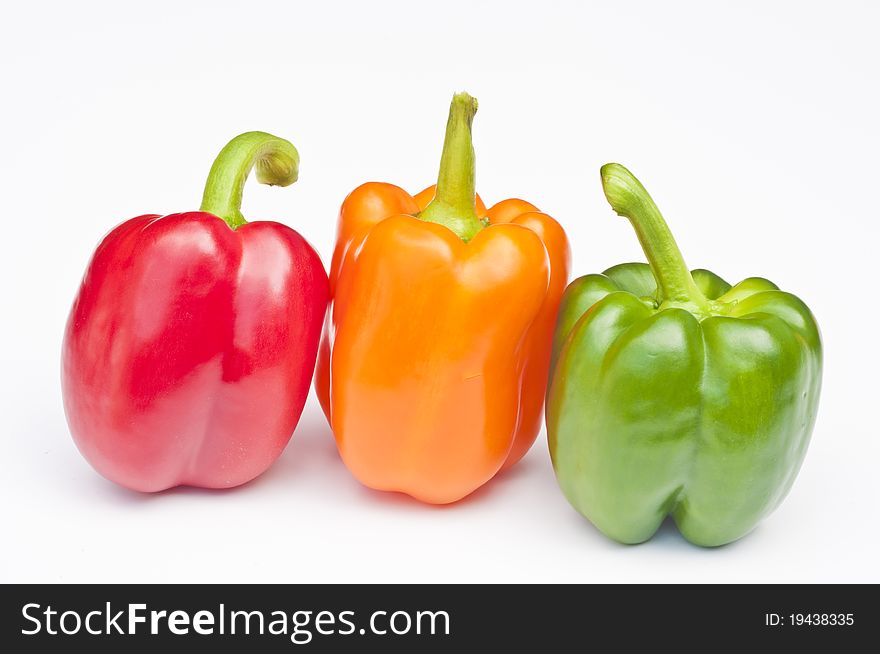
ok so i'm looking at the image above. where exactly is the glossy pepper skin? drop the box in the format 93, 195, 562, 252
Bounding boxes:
547, 164, 822, 546
315, 93, 570, 504
62, 132, 328, 492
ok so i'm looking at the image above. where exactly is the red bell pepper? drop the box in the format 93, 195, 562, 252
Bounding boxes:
62, 132, 328, 492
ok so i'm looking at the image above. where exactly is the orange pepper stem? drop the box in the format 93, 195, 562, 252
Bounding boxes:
419, 92, 485, 242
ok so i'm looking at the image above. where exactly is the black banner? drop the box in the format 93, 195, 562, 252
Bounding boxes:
0, 584, 872, 650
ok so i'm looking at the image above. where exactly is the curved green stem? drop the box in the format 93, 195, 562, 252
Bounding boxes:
200, 131, 300, 229
600, 163, 709, 312
418, 92, 484, 242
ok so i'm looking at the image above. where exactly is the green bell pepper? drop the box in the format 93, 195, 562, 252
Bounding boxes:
546, 163, 822, 547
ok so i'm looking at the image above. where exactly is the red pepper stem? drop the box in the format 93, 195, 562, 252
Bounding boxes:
600, 163, 710, 313
200, 131, 300, 229
418, 92, 485, 242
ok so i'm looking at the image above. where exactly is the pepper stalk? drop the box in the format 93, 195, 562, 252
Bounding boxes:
600, 163, 711, 315
200, 131, 300, 229
419, 92, 485, 242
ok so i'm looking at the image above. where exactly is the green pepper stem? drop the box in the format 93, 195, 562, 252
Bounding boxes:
418, 92, 485, 242
200, 131, 300, 229
600, 163, 709, 312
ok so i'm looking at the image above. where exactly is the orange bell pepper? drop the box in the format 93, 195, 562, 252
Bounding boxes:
315, 93, 570, 503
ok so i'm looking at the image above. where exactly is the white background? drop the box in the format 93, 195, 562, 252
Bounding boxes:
1, 0, 878, 583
